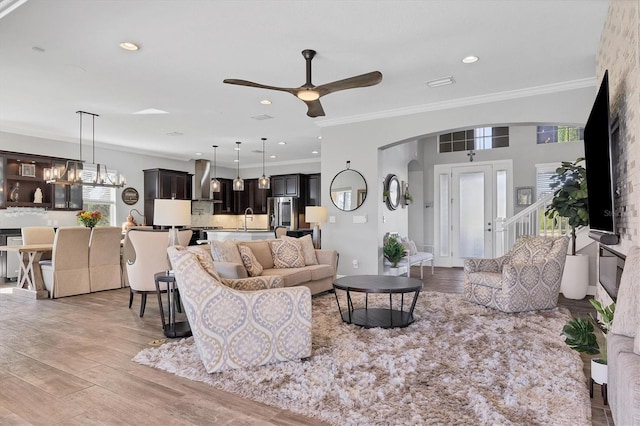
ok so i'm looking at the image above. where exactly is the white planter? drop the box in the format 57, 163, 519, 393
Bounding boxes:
591, 358, 607, 385
389, 267, 400, 276
561, 254, 589, 299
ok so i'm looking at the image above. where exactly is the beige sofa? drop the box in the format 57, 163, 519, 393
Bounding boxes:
607, 245, 640, 425
209, 237, 338, 295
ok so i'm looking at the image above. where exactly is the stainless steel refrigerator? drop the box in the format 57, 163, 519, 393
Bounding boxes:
267, 197, 298, 230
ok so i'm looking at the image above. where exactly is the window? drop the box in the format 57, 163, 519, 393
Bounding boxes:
536, 125, 584, 144
81, 165, 117, 226
439, 127, 509, 153
535, 163, 561, 198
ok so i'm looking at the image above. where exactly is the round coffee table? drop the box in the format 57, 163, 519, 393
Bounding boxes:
333, 275, 422, 328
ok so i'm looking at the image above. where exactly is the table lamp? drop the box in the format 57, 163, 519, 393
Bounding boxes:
305, 206, 328, 249
153, 199, 191, 246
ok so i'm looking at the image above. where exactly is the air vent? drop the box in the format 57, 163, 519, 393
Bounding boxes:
251, 114, 273, 121
426, 76, 455, 88
252, 150, 264, 154
166, 131, 184, 136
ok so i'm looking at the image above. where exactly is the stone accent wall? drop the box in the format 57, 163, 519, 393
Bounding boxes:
596, 0, 640, 254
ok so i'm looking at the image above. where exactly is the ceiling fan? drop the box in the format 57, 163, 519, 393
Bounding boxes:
223, 49, 382, 118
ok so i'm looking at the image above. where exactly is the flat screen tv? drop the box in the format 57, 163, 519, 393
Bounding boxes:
583, 70, 618, 242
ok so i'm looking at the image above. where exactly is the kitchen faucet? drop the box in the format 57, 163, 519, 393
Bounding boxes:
243, 207, 254, 231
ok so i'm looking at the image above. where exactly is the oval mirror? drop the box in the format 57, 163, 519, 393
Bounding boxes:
384, 174, 401, 210
330, 168, 367, 211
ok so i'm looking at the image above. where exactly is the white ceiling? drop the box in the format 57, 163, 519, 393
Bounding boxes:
0, 0, 609, 168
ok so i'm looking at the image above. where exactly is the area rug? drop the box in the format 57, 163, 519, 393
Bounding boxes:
133, 291, 590, 425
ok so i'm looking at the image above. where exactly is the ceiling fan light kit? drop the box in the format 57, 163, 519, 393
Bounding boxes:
224, 49, 382, 117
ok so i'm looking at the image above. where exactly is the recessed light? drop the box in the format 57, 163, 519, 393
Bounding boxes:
120, 42, 139, 51
195, 152, 202, 156
260, 99, 272, 105
462, 55, 479, 64
234, 147, 241, 151
311, 150, 319, 154
234, 159, 239, 162
317, 136, 322, 140
270, 155, 277, 159
133, 108, 169, 115
278, 141, 286, 145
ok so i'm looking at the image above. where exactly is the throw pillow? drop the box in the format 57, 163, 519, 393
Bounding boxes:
187, 245, 222, 282
209, 240, 243, 264
283, 234, 318, 265
401, 237, 418, 255
237, 245, 264, 277
270, 239, 305, 268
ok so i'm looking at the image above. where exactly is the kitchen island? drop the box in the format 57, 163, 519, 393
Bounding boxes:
206, 230, 274, 241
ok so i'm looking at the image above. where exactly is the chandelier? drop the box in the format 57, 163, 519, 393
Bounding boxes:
44, 111, 126, 188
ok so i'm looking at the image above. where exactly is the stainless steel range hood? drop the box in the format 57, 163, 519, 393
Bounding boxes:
194, 159, 212, 200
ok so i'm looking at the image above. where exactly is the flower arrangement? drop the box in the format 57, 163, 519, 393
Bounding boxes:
77, 210, 103, 228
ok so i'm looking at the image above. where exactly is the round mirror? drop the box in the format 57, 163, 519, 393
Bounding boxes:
384, 174, 401, 210
330, 169, 367, 211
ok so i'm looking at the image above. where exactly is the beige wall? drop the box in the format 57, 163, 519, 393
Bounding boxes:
597, 0, 640, 254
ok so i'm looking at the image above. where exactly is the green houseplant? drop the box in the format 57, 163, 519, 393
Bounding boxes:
545, 157, 589, 256
562, 300, 615, 385
383, 236, 406, 268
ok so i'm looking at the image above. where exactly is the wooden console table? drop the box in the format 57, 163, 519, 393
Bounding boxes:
0, 244, 52, 299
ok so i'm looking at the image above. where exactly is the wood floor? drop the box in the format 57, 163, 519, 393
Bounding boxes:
0, 268, 610, 425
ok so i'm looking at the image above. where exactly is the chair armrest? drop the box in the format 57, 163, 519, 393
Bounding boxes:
222, 275, 284, 291
315, 249, 338, 268
464, 255, 510, 273
213, 261, 248, 279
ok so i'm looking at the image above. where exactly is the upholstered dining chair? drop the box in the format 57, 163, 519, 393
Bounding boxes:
167, 245, 312, 373
40, 227, 92, 298
274, 226, 287, 239
21, 226, 55, 261
463, 235, 569, 313
125, 228, 192, 316
88, 226, 123, 292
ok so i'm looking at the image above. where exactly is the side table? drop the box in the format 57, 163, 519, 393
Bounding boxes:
154, 271, 192, 338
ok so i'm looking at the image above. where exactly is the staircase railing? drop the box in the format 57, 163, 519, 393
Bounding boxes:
495, 193, 569, 256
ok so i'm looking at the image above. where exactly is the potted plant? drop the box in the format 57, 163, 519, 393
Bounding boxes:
562, 300, 615, 387
383, 236, 406, 275
545, 157, 589, 299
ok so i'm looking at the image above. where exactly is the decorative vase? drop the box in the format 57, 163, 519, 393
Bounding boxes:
10, 182, 20, 202
591, 358, 607, 385
561, 254, 589, 299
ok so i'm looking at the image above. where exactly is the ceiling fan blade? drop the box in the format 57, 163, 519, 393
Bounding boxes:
223, 79, 297, 95
304, 99, 325, 118
315, 71, 383, 97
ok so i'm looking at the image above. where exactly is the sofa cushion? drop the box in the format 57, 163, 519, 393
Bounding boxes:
270, 239, 305, 268
283, 235, 318, 266
261, 267, 311, 287
306, 264, 334, 281
237, 244, 263, 277
235, 240, 274, 269
187, 245, 222, 281
611, 246, 640, 338
210, 240, 243, 264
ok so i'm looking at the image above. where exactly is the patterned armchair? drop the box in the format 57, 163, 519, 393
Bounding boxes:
167, 246, 312, 373
463, 235, 569, 313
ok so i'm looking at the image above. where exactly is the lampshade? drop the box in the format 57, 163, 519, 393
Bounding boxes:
306, 206, 328, 224
153, 199, 191, 226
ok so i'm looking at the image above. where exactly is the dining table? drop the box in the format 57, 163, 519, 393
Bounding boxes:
0, 244, 52, 299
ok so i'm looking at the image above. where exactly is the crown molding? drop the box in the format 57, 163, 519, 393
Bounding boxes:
317, 78, 597, 128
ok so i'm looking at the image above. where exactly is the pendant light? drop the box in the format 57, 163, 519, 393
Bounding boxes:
258, 137, 270, 189
210, 145, 221, 193
44, 111, 126, 188
233, 141, 244, 191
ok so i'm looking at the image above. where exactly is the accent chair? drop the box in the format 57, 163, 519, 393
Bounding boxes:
88, 226, 122, 292
463, 235, 569, 313
40, 227, 92, 298
21, 226, 55, 261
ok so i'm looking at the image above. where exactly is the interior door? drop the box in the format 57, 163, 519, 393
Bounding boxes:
451, 164, 493, 266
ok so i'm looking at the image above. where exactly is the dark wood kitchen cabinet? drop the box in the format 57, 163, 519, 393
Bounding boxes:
213, 178, 233, 214
143, 168, 193, 225
271, 174, 301, 197
305, 173, 321, 207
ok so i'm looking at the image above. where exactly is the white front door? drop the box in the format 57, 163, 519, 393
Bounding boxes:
451, 164, 494, 267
